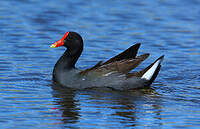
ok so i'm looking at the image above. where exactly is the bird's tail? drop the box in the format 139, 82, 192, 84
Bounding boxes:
141, 55, 164, 84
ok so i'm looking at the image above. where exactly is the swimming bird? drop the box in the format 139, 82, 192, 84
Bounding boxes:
50, 32, 164, 90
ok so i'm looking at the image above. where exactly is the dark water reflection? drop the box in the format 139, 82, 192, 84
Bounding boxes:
52, 85, 163, 128
52, 86, 80, 125
1, 0, 200, 128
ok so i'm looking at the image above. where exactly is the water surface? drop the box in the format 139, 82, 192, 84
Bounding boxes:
0, 0, 200, 128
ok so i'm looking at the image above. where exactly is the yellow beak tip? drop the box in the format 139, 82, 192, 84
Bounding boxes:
50, 44, 56, 48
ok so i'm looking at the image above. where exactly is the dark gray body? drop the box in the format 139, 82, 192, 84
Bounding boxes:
51, 32, 163, 90
53, 69, 149, 90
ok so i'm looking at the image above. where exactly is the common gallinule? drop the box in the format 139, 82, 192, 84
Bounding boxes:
50, 32, 164, 90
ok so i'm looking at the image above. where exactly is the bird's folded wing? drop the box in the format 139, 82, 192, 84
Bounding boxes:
79, 43, 145, 76
93, 53, 149, 74
79, 61, 103, 75
103, 43, 141, 65
127, 55, 164, 79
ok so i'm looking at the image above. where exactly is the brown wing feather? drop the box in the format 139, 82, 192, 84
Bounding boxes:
127, 55, 164, 78
91, 53, 149, 75
103, 43, 141, 65
79, 61, 103, 75
79, 43, 141, 76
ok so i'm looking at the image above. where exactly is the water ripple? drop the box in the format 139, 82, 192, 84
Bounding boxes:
0, 0, 200, 128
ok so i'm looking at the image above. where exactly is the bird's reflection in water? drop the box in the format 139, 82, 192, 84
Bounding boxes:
110, 88, 162, 127
51, 84, 162, 128
51, 85, 80, 124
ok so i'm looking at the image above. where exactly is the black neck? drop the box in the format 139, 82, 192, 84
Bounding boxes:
54, 47, 83, 71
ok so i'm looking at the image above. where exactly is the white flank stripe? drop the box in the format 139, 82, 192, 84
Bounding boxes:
103, 72, 115, 77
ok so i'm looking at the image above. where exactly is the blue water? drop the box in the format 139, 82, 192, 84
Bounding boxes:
0, 0, 200, 128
